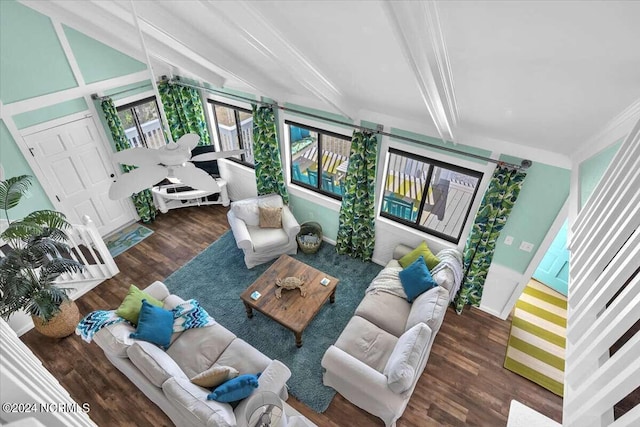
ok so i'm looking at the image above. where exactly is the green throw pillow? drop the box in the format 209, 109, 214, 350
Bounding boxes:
399, 241, 440, 270
116, 285, 163, 324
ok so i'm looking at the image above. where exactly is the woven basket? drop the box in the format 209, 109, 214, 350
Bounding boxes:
32, 300, 80, 338
296, 221, 323, 254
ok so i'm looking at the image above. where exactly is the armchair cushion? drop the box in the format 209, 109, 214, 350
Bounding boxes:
384, 323, 432, 394
247, 226, 290, 252
335, 316, 398, 373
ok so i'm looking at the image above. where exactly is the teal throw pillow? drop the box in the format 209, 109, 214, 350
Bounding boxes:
207, 373, 261, 403
129, 300, 174, 349
398, 256, 438, 303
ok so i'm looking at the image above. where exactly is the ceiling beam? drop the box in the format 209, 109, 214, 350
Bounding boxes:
383, 0, 458, 142
86, 0, 226, 88
95, 0, 287, 101
200, 0, 358, 120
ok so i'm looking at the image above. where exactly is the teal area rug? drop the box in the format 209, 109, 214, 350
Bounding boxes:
164, 231, 382, 413
105, 224, 153, 257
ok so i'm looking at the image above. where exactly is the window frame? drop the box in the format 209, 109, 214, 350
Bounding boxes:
380, 147, 484, 244
207, 100, 254, 168
286, 120, 352, 201
116, 96, 163, 149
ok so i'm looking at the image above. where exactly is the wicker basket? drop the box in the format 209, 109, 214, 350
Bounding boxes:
296, 222, 323, 254
32, 300, 80, 338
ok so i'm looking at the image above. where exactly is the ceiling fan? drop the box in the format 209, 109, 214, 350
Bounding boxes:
108, 133, 245, 200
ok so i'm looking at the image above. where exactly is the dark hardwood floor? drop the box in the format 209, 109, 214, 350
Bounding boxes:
21, 205, 563, 426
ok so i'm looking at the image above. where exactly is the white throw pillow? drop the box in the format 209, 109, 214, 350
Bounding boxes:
405, 286, 449, 334
383, 323, 431, 394
231, 200, 260, 226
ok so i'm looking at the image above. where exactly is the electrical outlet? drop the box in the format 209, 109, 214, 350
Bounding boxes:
519, 241, 534, 252
504, 235, 514, 245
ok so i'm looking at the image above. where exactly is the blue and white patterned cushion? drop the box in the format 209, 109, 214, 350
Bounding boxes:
76, 310, 128, 343
172, 299, 216, 332
76, 299, 215, 344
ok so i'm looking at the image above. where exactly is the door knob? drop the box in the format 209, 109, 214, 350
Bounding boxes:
110, 173, 115, 178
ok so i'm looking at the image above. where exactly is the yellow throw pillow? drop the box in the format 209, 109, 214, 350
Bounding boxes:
399, 241, 440, 270
259, 206, 283, 228
190, 365, 239, 388
115, 284, 164, 325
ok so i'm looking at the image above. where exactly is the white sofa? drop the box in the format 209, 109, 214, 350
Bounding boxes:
321, 244, 461, 427
93, 281, 291, 427
227, 194, 300, 269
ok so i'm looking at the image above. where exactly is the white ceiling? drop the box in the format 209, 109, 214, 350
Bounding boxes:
21, 0, 640, 160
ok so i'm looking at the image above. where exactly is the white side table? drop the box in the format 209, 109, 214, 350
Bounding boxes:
151, 179, 229, 213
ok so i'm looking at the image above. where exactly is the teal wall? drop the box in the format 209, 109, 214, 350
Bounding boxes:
289, 196, 340, 240
493, 155, 570, 273
13, 98, 88, 129
389, 128, 491, 165
104, 80, 153, 101
579, 139, 622, 209
63, 25, 146, 84
0, 1, 77, 104
0, 1, 150, 222
283, 103, 354, 131
0, 120, 54, 220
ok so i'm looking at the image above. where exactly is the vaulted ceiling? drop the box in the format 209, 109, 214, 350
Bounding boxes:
21, 0, 640, 161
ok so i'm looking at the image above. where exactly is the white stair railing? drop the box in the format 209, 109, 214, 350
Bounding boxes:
564, 118, 640, 426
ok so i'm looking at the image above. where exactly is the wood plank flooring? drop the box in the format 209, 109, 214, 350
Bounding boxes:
21, 205, 563, 426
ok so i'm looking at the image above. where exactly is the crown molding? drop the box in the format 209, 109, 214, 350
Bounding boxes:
574, 97, 640, 164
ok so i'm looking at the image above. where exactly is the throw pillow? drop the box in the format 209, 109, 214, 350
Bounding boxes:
207, 373, 261, 403
116, 284, 163, 325
129, 300, 174, 349
258, 206, 283, 228
399, 241, 440, 270
191, 365, 240, 388
398, 256, 438, 302
384, 323, 432, 394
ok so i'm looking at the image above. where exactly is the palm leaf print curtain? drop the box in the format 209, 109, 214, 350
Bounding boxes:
100, 97, 157, 222
336, 130, 378, 261
454, 165, 527, 313
158, 82, 211, 146
252, 105, 289, 203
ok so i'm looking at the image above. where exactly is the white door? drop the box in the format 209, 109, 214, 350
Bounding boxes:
22, 117, 136, 236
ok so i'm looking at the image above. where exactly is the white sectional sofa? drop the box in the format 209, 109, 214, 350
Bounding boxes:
321, 244, 462, 427
93, 281, 292, 427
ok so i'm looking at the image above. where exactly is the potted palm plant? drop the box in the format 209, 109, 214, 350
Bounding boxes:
0, 175, 84, 338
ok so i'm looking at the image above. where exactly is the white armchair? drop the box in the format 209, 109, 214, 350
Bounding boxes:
227, 194, 300, 269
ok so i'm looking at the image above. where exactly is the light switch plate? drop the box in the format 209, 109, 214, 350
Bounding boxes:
520, 241, 534, 252
504, 235, 514, 245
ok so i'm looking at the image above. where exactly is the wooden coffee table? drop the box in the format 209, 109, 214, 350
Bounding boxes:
240, 255, 339, 348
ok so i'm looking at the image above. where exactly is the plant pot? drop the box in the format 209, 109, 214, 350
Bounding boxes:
32, 300, 80, 338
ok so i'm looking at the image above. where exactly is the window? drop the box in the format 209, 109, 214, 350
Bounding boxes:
116, 97, 165, 149
380, 149, 483, 243
208, 101, 254, 166
287, 121, 351, 200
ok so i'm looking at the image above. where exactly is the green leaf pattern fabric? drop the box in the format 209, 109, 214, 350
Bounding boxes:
158, 82, 211, 146
335, 131, 377, 261
252, 106, 289, 203
100, 98, 157, 223
454, 166, 527, 313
